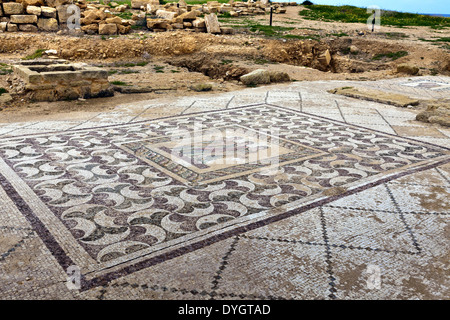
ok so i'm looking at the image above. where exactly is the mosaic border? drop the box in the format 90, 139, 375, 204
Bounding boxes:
0, 104, 449, 291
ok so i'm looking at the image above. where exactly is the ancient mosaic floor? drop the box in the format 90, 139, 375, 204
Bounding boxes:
0, 76, 449, 300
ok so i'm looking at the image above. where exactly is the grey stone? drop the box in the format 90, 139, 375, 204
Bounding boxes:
240, 69, 271, 86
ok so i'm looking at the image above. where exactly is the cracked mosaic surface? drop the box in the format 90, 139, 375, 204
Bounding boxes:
0, 103, 448, 291
0, 77, 449, 299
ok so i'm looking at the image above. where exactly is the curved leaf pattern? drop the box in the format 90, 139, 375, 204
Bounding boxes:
0, 105, 446, 263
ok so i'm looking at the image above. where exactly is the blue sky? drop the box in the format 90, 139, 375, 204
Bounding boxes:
285, 0, 450, 14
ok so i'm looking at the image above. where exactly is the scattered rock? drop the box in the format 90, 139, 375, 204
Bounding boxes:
267, 71, 291, 83
204, 13, 221, 34
190, 83, 213, 92
416, 103, 450, 127
240, 69, 271, 86
113, 85, 154, 94
397, 63, 419, 75
349, 45, 360, 54
239, 69, 291, 86
0, 93, 13, 106
318, 49, 332, 68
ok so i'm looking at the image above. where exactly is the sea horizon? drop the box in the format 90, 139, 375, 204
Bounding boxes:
277, 1, 450, 16
421, 13, 450, 17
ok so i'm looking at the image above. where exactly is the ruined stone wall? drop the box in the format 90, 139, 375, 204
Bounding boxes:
0, 0, 75, 32
0, 0, 294, 36
0, 0, 131, 34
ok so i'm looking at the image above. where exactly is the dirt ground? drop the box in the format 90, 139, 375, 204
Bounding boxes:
0, 6, 449, 123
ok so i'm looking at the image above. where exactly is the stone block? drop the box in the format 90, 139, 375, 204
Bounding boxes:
81, 23, 99, 34
117, 24, 130, 34
240, 69, 271, 85
147, 18, 169, 30
220, 26, 234, 34
10, 15, 38, 24
40, 71, 82, 82
131, 0, 152, 9
45, 0, 72, 7
397, 64, 419, 75
99, 23, 117, 35
318, 49, 332, 67
37, 18, 59, 31
204, 13, 221, 34
13, 65, 42, 83
41, 7, 57, 19
19, 24, 39, 32
27, 6, 42, 16
105, 16, 123, 25
192, 18, 205, 28
156, 9, 177, 20
7, 23, 19, 32
80, 68, 108, 79
23, 0, 45, 7
3, 3, 24, 15
173, 10, 199, 22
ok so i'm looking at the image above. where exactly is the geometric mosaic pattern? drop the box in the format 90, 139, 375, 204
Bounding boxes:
400, 79, 450, 91
0, 104, 448, 292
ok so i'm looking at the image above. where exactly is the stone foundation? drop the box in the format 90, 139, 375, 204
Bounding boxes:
13, 59, 114, 101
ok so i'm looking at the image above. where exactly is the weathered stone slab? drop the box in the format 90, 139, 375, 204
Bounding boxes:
10, 15, 38, 24
240, 69, 271, 85
192, 18, 205, 28
99, 23, 117, 35
3, 3, 24, 15
23, 0, 45, 7
131, 0, 152, 9
19, 24, 39, 32
397, 64, 419, 75
26, 6, 42, 16
0, 22, 7, 32
13, 60, 113, 101
7, 23, 19, 32
156, 9, 177, 20
204, 13, 221, 34
37, 18, 59, 31
328, 87, 420, 108
41, 6, 58, 19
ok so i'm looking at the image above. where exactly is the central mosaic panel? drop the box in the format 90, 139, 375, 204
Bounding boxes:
0, 105, 447, 284
119, 125, 325, 185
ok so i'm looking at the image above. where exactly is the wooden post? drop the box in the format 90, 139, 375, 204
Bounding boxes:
270, 7, 273, 26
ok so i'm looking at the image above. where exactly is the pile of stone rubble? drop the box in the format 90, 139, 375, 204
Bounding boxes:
143, 0, 292, 34
0, 0, 296, 35
0, 0, 70, 33
0, 0, 133, 34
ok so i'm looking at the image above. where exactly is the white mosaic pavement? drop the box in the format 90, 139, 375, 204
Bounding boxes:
0, 76, 448, 300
